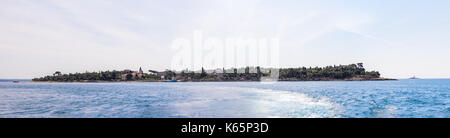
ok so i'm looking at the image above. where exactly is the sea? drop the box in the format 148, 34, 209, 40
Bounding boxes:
0, 79, 448, 118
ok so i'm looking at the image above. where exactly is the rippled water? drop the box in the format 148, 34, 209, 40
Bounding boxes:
0, 79, 449, 118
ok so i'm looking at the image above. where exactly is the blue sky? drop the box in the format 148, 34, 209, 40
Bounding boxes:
1, 0, 449, 79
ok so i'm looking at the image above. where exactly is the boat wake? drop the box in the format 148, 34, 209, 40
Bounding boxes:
168, 85, 341, 118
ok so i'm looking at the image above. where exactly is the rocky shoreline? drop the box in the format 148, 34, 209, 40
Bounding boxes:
31, 63, 394, 83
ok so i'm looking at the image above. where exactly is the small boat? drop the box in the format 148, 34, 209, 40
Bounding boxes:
409, 76, 419, 79
163, 77, 177, 82
12, 80, 19, 83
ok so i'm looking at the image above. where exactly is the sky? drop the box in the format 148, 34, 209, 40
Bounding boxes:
1, 0, 450, 79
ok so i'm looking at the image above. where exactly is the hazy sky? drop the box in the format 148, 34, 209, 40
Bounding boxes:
1, 0, 449, 79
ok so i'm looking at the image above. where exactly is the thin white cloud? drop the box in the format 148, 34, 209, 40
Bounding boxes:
0, 0, 449, 78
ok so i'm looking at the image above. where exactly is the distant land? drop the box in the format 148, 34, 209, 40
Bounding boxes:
0, 79, 32, 82
30, 63, 396, 82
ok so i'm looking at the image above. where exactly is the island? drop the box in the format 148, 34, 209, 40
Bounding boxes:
32, 63, 396, 82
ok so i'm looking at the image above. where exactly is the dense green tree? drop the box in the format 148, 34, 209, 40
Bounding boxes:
33, 63, 382, 82
201, 67, 207, 78
53, 71, 61, 76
